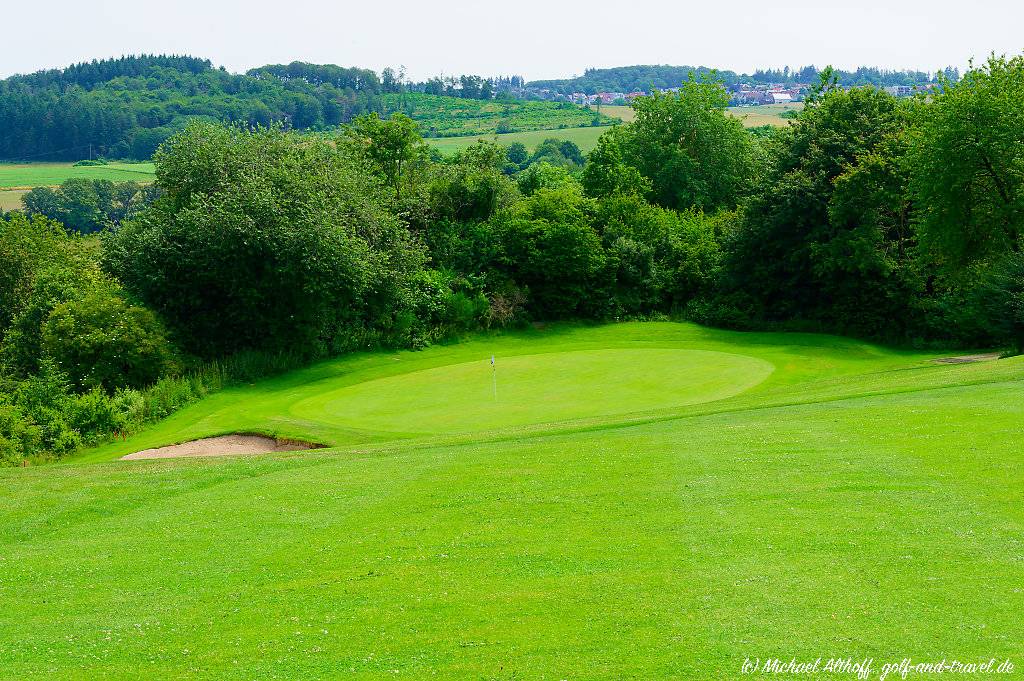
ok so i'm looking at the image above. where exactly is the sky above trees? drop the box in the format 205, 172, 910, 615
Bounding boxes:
2, 0, 1021, 81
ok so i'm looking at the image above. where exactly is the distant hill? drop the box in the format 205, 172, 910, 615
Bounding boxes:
528, 64, 954, 95
0, 56, 611, 161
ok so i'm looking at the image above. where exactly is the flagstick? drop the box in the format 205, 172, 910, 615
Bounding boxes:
491, 355, 497, 401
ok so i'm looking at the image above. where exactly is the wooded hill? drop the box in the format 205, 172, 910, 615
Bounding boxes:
0, 56, 607, 162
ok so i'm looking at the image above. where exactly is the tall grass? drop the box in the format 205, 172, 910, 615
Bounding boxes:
122, 349, 308, 430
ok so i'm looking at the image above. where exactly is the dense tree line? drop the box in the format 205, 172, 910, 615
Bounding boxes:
247, 62, 381, 92
1, 54, 1021, 466
22, 179, 160, 233
528, 63, 952, 94
0, 55, 385, 161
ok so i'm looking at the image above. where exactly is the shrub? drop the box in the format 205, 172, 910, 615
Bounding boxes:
67, 389, 124, 443
516, 162, 579, 196
42, 287, 177, 392
0, 213, 75, 341
104, 122, 424, 359
491, 187, 606, 317
486, 286, 528, 328
1, 256, 106, 379
0, 401, 43, 466
12, 363, 83, 458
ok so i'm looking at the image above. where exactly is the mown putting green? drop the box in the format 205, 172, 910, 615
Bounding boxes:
4, 322, 1022, 678
295, 349, 773, 433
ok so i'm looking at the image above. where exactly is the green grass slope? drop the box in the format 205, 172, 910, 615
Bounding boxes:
2, 322, 1022, 679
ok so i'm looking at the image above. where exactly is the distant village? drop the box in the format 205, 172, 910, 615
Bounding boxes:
524, 82, 938, 107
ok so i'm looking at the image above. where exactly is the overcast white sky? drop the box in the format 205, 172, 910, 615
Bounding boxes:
2, 0, 1021, 81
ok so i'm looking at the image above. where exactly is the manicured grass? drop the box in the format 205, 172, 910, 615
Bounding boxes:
427, 125, 614, 155
2, 322, 1022, 678
292, 348, 773, 434
0, 162, 156, 190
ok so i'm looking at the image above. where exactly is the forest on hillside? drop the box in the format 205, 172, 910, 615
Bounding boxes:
0, 56, 383, 161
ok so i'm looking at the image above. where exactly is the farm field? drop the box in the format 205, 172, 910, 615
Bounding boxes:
4, 322, 1022, 678
0, 189, 27, 211
591, 102, 803, 128
599, 104, 636, 122
427, 125, 613, 154
0, 162, 156, 190
727, 102, 804, 127
384, 93, 614, 138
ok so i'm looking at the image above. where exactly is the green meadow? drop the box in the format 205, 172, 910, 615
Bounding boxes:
3, 322, 1022, 678
427, 125, 613, 155
0, 162, 156, 190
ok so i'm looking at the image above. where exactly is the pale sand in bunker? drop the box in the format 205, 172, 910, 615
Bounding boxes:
932, 353, 1003, 364
121, 434, 324, 460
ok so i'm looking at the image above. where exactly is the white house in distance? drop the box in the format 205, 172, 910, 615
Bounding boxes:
769, 91, 793, 104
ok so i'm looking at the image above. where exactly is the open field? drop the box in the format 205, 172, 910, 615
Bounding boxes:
0, 189, 27, 211
598, 104, 636, 122
427, 125, 613, 154
0, 162, 156, 190
3, 322, 1022, 677
602, 102, 804, 128
728, 102, 804, 127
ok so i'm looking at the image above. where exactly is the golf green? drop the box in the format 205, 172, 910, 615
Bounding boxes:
72, 322, 952, 462
293, 349, 774, 433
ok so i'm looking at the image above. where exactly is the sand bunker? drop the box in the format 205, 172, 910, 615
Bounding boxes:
932, 353, 1002, 365
121, 434, 325, 460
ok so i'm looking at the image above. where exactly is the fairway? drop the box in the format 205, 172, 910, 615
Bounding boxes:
0, 162, 156, 189
427, 125, 613, 154
3, 322, 1023, 678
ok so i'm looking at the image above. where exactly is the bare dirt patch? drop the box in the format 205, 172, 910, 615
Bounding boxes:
121, 434, 325, 461
932, 353, 1002, 365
